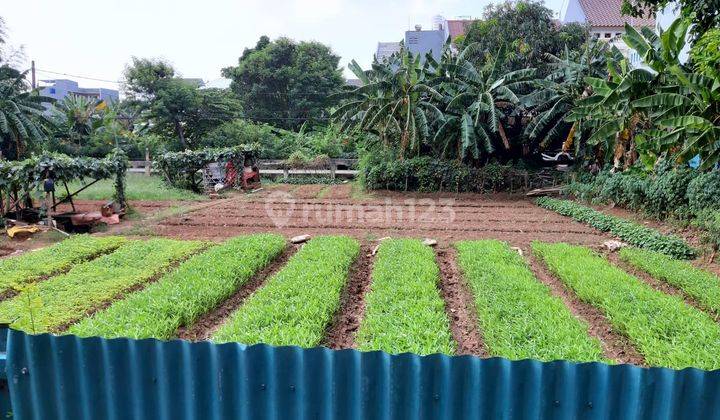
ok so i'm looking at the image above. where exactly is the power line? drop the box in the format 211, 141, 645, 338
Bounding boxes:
35, 68, 123, 84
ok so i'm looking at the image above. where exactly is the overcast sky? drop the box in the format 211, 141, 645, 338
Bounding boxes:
2, 0, 565, 92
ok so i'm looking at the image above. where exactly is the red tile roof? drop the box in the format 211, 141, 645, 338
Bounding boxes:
446, 19, 475, 39
578, 0, 655, 27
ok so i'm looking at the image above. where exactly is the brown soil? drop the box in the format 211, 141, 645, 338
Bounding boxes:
176, 245, 299, 341
435, 248, 487, 356
152, 190, 609, 247
53, 245, 209, 334
291, 185, 326, 199
525, 251, 646, 366
606, 252, 719, 321
324, 184, 353, 199
322, 244, 374, 349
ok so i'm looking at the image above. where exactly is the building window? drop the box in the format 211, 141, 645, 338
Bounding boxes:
616, 33, 622, 37
593, 33, 600, 39
604, 33, 611, 38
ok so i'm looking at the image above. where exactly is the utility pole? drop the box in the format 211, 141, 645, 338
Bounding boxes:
31, 60, 36, 89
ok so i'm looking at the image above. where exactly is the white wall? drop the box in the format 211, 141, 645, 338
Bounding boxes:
561, 0, 586, 23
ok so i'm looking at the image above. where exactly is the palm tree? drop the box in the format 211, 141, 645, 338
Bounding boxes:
0, 65, 48, 159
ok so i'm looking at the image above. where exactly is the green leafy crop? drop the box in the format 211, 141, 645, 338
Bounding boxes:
537, 197, 696, 259
0, 235, 126, 295
0, 238, 204, 333
456, 240, 604, 362
534, 242, 720, 370
70, 234, 286, 340
620, 247, 720, 317
212, 236, 359, 347
356, 239, 455, 355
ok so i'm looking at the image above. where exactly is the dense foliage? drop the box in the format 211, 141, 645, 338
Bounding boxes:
154, 145, 257, 191
222, 36, 344, 130
0, 149, 129, 207
463, 0, 589, 76
361, 154, 563, 193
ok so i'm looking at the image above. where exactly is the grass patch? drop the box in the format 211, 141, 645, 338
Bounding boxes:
0, 238, 205, 333
356, 239, 454, 355
70, 234, 286, 340
619, 247, 720, 316
536, 197, 695, 259
0, 235, 126, 295
212, 235, 359, 347
533, 242, 720, 370
67, 174, 205, 201
456, 240, 604, 362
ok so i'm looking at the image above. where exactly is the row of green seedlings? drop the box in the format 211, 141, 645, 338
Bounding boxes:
212, 235, 359, 347
536, 197, 695, 259
0, 235, 126, 296
71, 234, 286, 339
356, 239, 455, 355
0, 238, 205, 333
533, 242, 720, 370
455, 240, 605, 362
619, 248, 720, 317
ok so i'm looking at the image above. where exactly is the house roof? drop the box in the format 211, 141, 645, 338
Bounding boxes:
446, 19, 475, 39
578, 0, 655, 27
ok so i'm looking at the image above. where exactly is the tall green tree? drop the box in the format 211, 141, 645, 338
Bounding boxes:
622, 0, 718, 40
222, 36, 344, 130
463, 0, 589, 75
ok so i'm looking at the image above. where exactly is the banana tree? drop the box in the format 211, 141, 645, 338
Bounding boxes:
522, 40, 614, 154
624, 18, 720, 169
332, 50, 444, 158
0, 66, 48, 160
432, 45, 535, 161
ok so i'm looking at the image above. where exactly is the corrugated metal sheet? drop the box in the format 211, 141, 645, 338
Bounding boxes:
3, 328, 720, 420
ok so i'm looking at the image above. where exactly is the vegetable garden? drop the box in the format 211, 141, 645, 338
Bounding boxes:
4, 194, 720, 371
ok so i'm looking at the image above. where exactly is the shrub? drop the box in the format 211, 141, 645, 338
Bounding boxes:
643, 166, 696, 218
687, 171, 720, 213
199, 119, 283, 157
361, 156, 563, 193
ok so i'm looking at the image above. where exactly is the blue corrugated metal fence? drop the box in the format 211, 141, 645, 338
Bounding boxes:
1, 327, 719, 419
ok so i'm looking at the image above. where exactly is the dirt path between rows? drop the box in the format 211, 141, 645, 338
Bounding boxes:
524, 251, 646, 366
176, 244, 299, 341
606, 252, 719, 322
435, 248, 487, 357
323, 244, 374, 349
